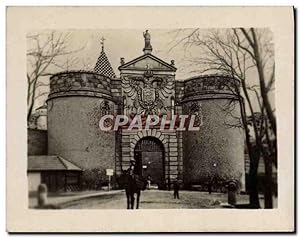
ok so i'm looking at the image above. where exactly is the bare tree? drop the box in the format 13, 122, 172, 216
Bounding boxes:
238, 28, 276, 136
27, 31, 82, 122
169, 28, 276, 208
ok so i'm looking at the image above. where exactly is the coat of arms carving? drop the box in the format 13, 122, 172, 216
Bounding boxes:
142, 85, 155, 103
122, 74, 174, 115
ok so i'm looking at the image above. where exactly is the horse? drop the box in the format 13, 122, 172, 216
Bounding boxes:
118, 170, 147, 209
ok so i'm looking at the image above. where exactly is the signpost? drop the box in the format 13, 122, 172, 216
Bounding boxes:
106, 169, 113, 191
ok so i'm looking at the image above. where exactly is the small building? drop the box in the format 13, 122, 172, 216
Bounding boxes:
28, 155, 82, 193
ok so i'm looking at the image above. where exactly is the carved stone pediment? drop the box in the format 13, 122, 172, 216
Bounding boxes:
119, 54, 176, 72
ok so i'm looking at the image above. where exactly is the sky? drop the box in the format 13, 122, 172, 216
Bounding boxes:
27, 29, 274, 113
49, 29, 196, 79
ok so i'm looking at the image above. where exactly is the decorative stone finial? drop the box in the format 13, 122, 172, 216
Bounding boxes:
171, 60, 175, 66
143, 30, 152, 54
100, 37, 106, 51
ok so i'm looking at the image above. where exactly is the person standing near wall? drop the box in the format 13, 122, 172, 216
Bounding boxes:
173, 181, 180, 199
146, 175, 152, 190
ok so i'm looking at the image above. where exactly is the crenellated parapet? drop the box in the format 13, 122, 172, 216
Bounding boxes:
48, 71, 113, 100
182, 75, 240, 102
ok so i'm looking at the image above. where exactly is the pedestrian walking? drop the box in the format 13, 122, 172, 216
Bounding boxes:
173, 181, 180, 199
146, 175, 151, 190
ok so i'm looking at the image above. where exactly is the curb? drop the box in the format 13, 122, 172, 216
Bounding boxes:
32, 190, 124, 209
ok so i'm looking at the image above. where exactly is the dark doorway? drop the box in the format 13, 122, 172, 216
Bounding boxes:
134, 137, 165, 189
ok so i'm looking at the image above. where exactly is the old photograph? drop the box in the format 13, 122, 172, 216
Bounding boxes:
27, 28, 277, 210
6, 6, 294, 232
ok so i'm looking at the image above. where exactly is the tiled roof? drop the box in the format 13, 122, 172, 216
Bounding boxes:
94, 47, 116, 78
35, 104, 47, 110
28, 156, 82, 171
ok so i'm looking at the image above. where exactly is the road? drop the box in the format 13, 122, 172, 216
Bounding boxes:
60, 189, 250, 209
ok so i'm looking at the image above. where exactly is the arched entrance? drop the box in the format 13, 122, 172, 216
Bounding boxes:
134, 136, 165, 189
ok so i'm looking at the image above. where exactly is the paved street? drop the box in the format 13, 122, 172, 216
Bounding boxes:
60, 189, 250, 209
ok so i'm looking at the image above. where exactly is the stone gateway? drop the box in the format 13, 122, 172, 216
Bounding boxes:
44, 30, 245, 191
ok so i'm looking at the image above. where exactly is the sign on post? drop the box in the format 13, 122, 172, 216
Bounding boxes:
106, 169, 114, 191
106, 169, 113, 176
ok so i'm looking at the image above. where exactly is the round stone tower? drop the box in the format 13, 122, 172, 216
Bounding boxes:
47, 71, 116, 171
182, 75, 245, 191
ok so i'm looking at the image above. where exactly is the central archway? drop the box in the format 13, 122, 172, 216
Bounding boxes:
134, 136, 165, 189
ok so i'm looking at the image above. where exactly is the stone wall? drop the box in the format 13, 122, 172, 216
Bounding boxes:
183, 99, 245, 186
110, 79, 122, 101
181, 75, 245, 190
28, 129, 47, 155
111, 79, 123, 175
183, 75, 240, 99
175, 81, 185, 103
47, 71, 116, 173
49, 71, 113, 100
47, 96, 116, 171
174, 83, 184, 182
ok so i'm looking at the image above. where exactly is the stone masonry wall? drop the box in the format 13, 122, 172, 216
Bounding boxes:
47, 71, 116, 173
47, 96, 116, 171
28, 129, 48, 155
182, 98, 245, 190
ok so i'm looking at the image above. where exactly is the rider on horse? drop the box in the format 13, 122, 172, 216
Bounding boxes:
127, 157, 146, 190
128, 158, 140, 181
128, 158, 137, 175
121, 157, 146, 209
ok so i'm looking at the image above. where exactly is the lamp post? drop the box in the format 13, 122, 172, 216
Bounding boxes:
212, 162, 217, 193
